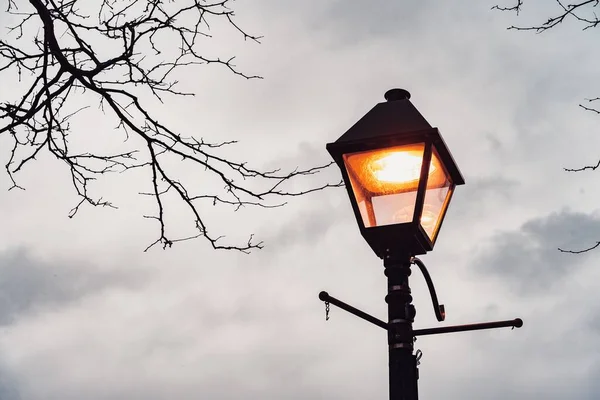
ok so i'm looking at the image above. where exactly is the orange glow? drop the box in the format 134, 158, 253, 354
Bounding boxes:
370, 151, 436, 184
343, 144, 452, 233
343, 144, 446, 196
421, 185, 453, 241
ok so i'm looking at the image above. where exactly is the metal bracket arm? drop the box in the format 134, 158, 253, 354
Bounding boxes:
412, 257, 445, 322
319, 291, 388, 330
318, 291, 523, 337
413, 318, 523, 337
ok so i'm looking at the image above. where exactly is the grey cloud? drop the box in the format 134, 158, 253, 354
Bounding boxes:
447, 175, 519, 222
470, 209, 600, 294
587, 309, 600, 336
262, 200, 347, 250
1, 274, 358, 400
457, 174, 518, 201
315, 0, 429, 40
0, 248, 147, 325
0, 363, 21, 400
582, 360, 600, 400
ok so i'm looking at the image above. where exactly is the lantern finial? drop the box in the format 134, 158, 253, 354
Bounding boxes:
384, 88, 411, 102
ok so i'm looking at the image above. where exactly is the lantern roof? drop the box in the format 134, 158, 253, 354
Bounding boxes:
327, 88, 465, 186
331, 89, 432, 144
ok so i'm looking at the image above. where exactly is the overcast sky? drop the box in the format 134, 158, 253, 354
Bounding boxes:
2, 0, 600, 399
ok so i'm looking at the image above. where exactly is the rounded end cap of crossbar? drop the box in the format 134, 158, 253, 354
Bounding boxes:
514, 318, 523, 328
318, 291, 329, 301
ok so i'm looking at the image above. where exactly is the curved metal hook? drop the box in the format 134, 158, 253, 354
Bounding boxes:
411, 257, 446, 322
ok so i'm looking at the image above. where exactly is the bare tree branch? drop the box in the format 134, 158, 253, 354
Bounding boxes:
492, 0, 600, 156
564, 159, 600, 172
493, 0, 600, 32
491, 0, 523, 15
558, 241, 600, 253
0, 0, 342, 252
493, 1, 600, 253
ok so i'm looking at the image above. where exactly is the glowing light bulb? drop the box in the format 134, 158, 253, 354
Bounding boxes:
420, 210, 436, 229
370, 152, 436, 184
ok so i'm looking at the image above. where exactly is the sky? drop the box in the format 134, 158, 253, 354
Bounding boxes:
2, 0, 600, 399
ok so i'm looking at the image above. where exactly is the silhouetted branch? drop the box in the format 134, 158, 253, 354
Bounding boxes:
0, 0, 341, 251
491, 0, 523, 15
493, 1, 600, 254
558, 241, 600, 253
564, 159, 600, 172
579, 97, 600, 115
493, 0, 600, 32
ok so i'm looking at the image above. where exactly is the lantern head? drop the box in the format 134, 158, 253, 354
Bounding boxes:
327, 89, 465, 258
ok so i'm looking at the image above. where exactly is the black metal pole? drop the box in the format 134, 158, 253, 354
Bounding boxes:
385, 253, 418, 400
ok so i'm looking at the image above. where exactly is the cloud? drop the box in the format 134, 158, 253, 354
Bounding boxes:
470, 209, 600, 294
0, 252, 366, 400
259, 194, 350, 252
0, 361, 21, 400
451, 175, 519, 217
0, 248, 147, 326
315, 0, 429, 41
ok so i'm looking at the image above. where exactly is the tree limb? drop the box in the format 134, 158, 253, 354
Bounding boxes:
0, 0, 341, 252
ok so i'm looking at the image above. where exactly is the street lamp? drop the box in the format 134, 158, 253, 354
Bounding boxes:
319, 89, 522, 400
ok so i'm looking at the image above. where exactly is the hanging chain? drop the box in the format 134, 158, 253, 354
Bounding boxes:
415, 349, 423, 366
325, 301, 330, 321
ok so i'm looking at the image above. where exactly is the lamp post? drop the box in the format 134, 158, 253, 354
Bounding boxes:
320, 88, 523, 400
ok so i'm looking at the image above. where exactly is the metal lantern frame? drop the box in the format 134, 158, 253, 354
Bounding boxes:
326, 90, 465, 258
